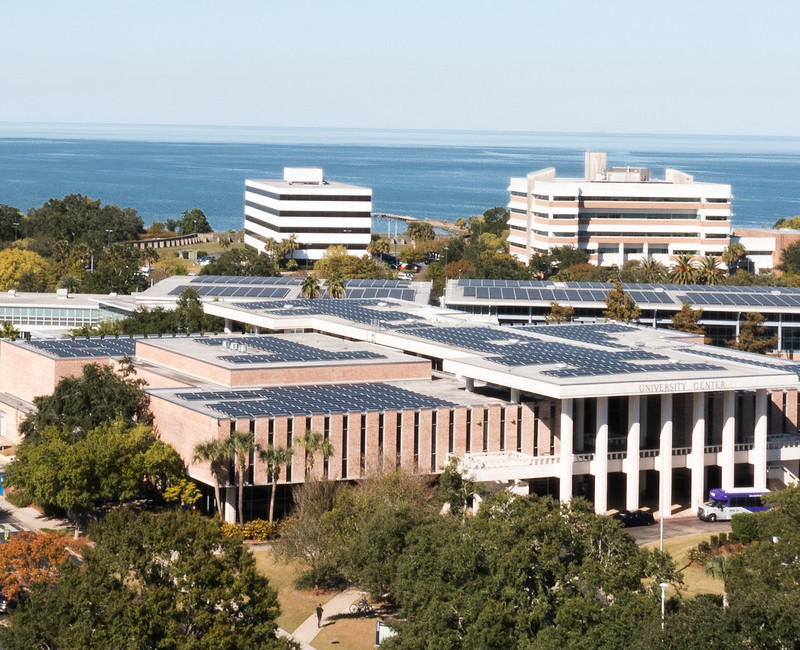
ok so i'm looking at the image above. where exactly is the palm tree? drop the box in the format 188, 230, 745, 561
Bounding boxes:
259, 445, 294, 523
705, 555, 731, 607
280, 234, 299, 261
57, 274, 81, 293
326, 271, 347, 299
696, 255, 725, 285
293, 429, 334, 477
301, 274, 321, 299
192, 439, 229, 519
722, 242, 746, 275
263, 237, 278, 259
229, 430, 259, 524
639, 256, 667, 281
669, 254, 697, 285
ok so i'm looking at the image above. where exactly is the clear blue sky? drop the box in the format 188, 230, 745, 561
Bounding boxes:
2, 0, 798, 136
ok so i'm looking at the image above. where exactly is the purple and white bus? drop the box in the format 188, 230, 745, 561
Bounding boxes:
697, 488, 770, 522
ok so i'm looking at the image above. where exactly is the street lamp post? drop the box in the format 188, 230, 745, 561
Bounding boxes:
659, 582, 669, 629
105, 229, 113, 248
13, 222, 18, 241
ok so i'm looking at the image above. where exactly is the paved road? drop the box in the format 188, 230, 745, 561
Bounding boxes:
629, 516, 732, 545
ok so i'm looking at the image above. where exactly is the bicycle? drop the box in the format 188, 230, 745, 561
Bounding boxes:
349, 597, 373, 615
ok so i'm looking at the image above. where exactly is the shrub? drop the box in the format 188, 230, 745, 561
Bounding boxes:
219, 522, 244, 541
731, 512, 760, 544
729, 531, 739, 544
293, 562, 347, 591
688, 540, 712, 566
719, 532, 728, 547
241, 519, 281, 541
4, 488, 34, 508
710, 534, 719, 549
286, 259, 299, 271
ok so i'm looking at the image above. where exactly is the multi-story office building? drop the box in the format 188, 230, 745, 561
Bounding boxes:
244, 167, 372, 262
507, 152, 732, 266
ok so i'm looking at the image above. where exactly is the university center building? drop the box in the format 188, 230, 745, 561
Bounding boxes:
507, 152, 732, 266
2, 279, 799, 522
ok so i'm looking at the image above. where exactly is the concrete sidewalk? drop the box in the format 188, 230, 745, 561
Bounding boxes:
289, 588, 364, 648
0, 496, 71, 532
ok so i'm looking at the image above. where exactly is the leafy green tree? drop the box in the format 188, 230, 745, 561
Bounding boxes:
479, 206, 509, 237
163, 478, 202, 509
324, 471, 431, 599
669, 301, 705, 336
546, 302, 575, 324
259, 445, 294, 523
0, 248, 57, 291
386, 493, 677, 649
603, 280, 641, 322
0, 510, 292, 650
5, 421, 184, 535
474, 250, 530, 280
406, 221, 435, 244
727, 312, 776, 354
175, 287, 207, 333
200, 248, 278, 277
780, 239, 800, 275
178, 207, 213, 235
20, 361, 152, 440
0, 204, 24, 241
722, 242, 747, 274
0, 321, 20, 339
274, 479, 340, 581
313, 246, 388, 279
773, 215, 800, 229
436, 457, 478, 520
81, 243, 147, 294
23, 194, 144, 250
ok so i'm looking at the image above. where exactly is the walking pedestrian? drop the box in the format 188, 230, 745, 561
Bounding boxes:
316, 604, 324, 628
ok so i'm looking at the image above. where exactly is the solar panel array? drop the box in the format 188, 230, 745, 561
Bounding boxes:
26, 338, 137, 358
190, 275, 301, 285
675, 290, 800, 308
168, 285, 290, 298
178, 383, 457, 418
399, 324, 725, 377
232, 299, 426, 327
524, 323, 637, 348
680, 347, 800, 379
454, 279, 800, 311
343, 288, 416, 300
195, 335, 386, 364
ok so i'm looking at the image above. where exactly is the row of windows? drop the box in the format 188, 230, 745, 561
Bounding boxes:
245, 230, 366, 250
245, 185, 371, 202
581, 212, 701, 220
245, 214, 371, 234
581, 196, 708, 203
245, 200, 371, 219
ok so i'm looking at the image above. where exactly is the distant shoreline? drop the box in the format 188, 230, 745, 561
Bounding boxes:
3, 123, 800, 153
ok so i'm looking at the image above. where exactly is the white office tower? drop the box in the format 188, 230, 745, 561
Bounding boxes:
507, 152, 732, 266
244, 167, 372, 261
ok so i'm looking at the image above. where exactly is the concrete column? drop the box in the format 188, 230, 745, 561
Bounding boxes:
592, 397, 609, 514
223, 488, 237, 524
560, 398, 574, 503
465, 378, 475, 392
659, 394, 673, 520
575, 399, 586, 452
625, 395, 641, 511
510, 388, 521, 404
754, 389, 768, 490
690, 392, 706, 513
224, 319, 233, 334
721, 392, 736, 490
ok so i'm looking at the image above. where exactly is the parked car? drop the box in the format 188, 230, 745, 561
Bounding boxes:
613, 510, 655, 527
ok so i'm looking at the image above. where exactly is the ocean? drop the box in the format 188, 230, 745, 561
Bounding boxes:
1, 124, 800, 235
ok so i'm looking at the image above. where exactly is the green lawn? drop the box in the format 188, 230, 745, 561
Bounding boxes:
645, 532, 729, 598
